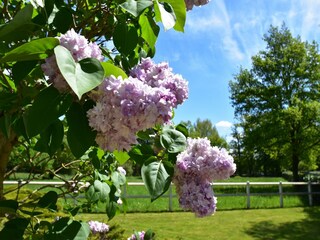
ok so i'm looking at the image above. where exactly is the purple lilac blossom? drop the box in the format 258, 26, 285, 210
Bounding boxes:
130, 58, 189, 106
88, 220, 109, 234
87, 58, 188, 151
128, 231, 145, 240
184, 0, 210, 11
87, 76, 174, 151
173, 137, 236, 217
41, 29, 103, 92
117, 166, 127, 176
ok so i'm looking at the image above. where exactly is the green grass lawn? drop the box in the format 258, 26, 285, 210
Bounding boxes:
78, 207, 320, 240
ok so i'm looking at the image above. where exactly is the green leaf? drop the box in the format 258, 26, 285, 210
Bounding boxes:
101, 62, 128, 79
52, 7, 73, 33
12, 61, 38, 83
60, 221, 90, 240
113, 150, 130, 164
75, 222, 91, 240
85, 185, 99, 202
120, 0, 153, 17
0, 38, 59, 63
139, 11, 160, 49
106, 201, 118, 220
113, 23, 139, 56
60, 221, 81, 239
111, 171, 126, 189
37, 191, 58, 210
154, 1, 176, 31
0, 92, 18, 111
128, 144, 154, 165
52, 217, 70, 232
23, 86, 72, 137
163, 0, 186, 32
34, 120, 64, 156
66, 102, 96, 158
94, 180, 110, 201
0, 4, 36, 42
175, 123, 189, 137
144, 229, 156, 240
54, 45, 105, 99
0, 200, 18, 215
160, 129, 187, 153
141, 158, 171, 201
0, 218, 29, 240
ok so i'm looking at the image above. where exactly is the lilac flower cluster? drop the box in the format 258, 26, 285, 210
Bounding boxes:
130, 58, 188, 106
87, 59, 188, 151
173, 137, 236, 217
88, 220, 109, 234
128, 231, 145, 240
184, 0, 210, 11
41, 29, 103, 92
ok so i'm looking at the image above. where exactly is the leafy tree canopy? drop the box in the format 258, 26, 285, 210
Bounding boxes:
229, 23, 320, 180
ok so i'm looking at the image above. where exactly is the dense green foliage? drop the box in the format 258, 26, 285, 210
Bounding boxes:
181, 119, 228, 148
229, 24, 320, 179
0, 0, 192, 238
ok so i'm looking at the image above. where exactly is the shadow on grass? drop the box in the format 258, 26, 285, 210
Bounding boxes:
245, 207, 320, 240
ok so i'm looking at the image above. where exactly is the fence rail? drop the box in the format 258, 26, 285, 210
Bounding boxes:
4, 180, 320, 211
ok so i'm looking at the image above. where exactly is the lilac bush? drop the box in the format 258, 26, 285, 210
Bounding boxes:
173, 137, 236, 217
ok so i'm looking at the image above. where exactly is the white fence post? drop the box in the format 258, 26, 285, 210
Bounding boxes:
279, 181, 283, 208
308, 181, 313, 206
246, 181, 250, 209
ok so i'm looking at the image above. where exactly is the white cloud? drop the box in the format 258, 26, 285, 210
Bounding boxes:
185, 0, 245, 63
215, 121, 233, 141
215, 120, 233, 128
186, 14, 224, 32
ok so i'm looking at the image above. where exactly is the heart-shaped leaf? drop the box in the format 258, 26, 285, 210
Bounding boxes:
54, 45, 104, 99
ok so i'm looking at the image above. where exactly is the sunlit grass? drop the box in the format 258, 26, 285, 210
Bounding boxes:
78, 207, 320, 240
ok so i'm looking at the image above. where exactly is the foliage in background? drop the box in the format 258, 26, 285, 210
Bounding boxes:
181, 118, 228, 148
229, 24, 320, 180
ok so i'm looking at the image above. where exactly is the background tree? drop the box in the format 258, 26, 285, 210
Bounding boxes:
181, 118, 228, 148
229, 24, 320, 181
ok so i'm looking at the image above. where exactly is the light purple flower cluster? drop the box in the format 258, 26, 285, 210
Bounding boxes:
41, 29, 104, 92
130, 58, 188, 106
184, 0, 210, 11
88, 220, 109, 234
173, 137, 236, 217
128, 231, 145, 240
87, 59, 188, 152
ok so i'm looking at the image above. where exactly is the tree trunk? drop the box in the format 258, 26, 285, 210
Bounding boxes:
292, 153, 300, 182
0, 130, 16, 200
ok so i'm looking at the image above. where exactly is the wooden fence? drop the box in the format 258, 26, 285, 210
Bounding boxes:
4, 181, 320, 211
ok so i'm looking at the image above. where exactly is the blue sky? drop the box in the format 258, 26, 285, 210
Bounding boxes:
154, 0, 320, 139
